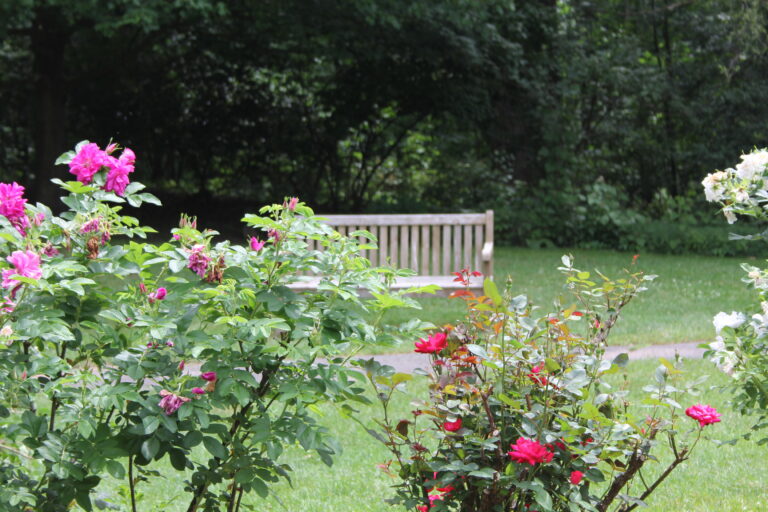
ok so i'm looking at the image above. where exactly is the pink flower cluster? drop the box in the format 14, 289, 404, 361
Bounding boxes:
68, 142, 135, 196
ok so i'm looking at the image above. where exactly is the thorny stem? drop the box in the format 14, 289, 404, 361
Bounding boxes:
128, 455, 137, 512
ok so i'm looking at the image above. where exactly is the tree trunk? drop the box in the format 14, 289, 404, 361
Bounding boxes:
30, 6, 69, 207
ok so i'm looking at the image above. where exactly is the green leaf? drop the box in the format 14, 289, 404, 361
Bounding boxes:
203, 436, 228, 459
612, 353, 629, 367
141, 437, 160, 461
544, 358, 561, 372
106, 460, 125, 479
483, 278, 503, 306
143, 416, 160, 435
468, 467, 496, 479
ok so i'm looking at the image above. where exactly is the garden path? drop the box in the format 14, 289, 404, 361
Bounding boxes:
369, 342, 705, 374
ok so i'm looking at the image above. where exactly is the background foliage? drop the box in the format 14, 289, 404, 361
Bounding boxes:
2, 0, 768, 250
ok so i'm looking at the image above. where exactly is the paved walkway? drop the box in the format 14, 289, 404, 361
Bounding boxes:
365, 342, 705, 374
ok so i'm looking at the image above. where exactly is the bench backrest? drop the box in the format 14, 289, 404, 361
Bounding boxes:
311, 211, 494, 276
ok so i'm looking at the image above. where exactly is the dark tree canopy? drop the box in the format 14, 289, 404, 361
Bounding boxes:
2, 0, 768, 242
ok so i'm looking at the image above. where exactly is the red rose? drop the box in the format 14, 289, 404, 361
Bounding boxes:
508, 437, 554, 465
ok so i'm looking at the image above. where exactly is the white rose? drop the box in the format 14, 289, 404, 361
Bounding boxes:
713, 311, 746, 334
735, 150, 768, 180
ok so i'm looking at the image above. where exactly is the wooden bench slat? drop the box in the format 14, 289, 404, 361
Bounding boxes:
453, 225, 461, 271
390, 226, 399, 267
431, 225, 440, 276
441, 225, 451, 275
463, 224, 472, 270
410, 225, 419, 272
474, 224, 482, 272
379, 224, 388, 266
420, 225, 429, 275
398, 226, 411, 268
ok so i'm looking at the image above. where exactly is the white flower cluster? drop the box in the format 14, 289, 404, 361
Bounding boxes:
702, 148, 768, 224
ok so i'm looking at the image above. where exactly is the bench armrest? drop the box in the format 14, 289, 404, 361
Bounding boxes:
481, 242, 494, 261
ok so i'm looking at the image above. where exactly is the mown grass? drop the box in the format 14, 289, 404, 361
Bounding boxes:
94, 359, 766, 512
377, 248, 756, 353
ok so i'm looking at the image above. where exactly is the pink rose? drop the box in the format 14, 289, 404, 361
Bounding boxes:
69, 143, 108, 184
685, 404, 721, 427
2, 250, 42, 289
249, 237, 265, 251
0, 182, 27, 220
104, 155, 134, 196
148, 287, 167, 303
570, 470, 584, 485
191, 387, 206, 395
201, 371, 217, 382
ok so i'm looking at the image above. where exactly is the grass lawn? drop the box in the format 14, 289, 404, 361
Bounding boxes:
378, 247, 756, 352
95, 359, 766, 512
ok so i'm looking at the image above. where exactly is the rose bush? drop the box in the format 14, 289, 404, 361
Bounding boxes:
366, 260, 716, 512
0, 141, 429, 511
702, 148, 768, 441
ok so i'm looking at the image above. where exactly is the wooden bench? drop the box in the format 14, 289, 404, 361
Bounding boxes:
302, 211, 494, 291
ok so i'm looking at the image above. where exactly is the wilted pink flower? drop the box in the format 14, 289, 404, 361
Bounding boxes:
80, 218, 100, 233
139, 282, 147, 294
2, 251, 42, 289
165, 340, 174, 347
570, 470, 584, 485
685, 404, 721, 427
268, 229, 281, 242
42, 244, 60, 257
9, 215, 28, 237
443, 418, 462, 432
104, 152, 134, 196
187, 244, 211, 277
191, 387, 206, 395
0, 182, 27, 220
172, 233, 181, 241
158, 390, 190, 415
34, 213, 45, 226
201, 371, 217, 382
69, 143, 108, 184
1, 299, 15, 313
508, 438, 554, 465
287, 197, 298, 211
249, 237, 265, 251
148, 287, 167, 303
414, 332, 447, 353
105, 143, 118, 154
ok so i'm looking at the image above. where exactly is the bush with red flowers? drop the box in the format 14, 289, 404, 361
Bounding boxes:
367, 257, 717, 511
